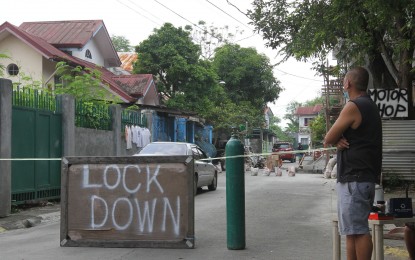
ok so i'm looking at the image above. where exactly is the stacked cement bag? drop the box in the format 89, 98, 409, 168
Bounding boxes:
287, 166, 296, 177
331, 163, 337, 179
275, 167, 282, 176
324, 156, 337, 179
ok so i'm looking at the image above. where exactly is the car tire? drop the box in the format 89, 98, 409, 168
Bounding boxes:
208, 172, 217, 191
194, 174, 198, 196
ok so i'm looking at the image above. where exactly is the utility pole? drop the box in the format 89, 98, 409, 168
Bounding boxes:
324, 60, 331, 166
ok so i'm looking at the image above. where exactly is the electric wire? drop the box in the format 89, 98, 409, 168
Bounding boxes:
151, 0, 208, 33
152, 0, 256, 44
205, 0, 254, 31
274, 68, 323, 82
115, 0, 162, 26
126, 0, 165, 24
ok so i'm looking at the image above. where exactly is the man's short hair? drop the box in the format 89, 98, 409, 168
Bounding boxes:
347, 67, 369, 91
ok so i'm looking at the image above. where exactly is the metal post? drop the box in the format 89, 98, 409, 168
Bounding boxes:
225, 133, 245, 250
324, 60, 331, 166
332, 219, 341, 260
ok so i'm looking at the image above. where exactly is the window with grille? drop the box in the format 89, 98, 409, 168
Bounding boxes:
85, 49, 92, 59
7, 63, 19, 76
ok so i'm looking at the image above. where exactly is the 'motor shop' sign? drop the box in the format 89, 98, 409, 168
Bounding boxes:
60, 156, 195, 249
368, 88, 408, 118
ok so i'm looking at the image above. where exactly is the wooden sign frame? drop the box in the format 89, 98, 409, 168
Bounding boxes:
60, 156, 195, 248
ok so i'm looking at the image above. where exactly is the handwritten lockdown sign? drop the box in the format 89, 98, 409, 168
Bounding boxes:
368, 89, 408, 118
60, 156, 195, 248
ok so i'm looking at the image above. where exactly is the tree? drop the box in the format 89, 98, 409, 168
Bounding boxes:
309, 114, 326, 146
134, 23, 281, 139
134, 23, 202, 99
212, 43, 282, 109
0, 53, 9, 76
54, 61, 120, 102
248, 0, 415, 118
304, 96, 324, 107
111, 35, 133, 52
269, 115, 290, 141
283, 100, 300, 134
186, 20, 244, 60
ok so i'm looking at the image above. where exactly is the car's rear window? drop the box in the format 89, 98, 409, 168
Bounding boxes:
274, 143, 290, 149
139, 143, 187, 155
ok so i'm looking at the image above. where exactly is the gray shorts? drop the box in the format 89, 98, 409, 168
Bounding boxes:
336, 182, 375, 235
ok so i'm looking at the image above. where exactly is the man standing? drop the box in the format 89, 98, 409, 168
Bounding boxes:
324, 67, 382, 260
405, 223, 415, 260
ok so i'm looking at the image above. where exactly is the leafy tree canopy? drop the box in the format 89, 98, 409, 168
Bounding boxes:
186, 20, 244, 60
304, 96, 323, 107
111, 35, 133, 52
54, 62, 120, 103
248, 0, 415, 118
269, 115, 291, 141
284, 100, 300, 134
134, 23, 202, 99
0, 53, 9, 76
309, 114, 326, 146
212, 43, 282, 109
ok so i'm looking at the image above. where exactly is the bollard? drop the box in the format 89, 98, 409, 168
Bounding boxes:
225, 133, 246, 250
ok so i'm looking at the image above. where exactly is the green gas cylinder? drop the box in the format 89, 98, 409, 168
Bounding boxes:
225, 133, 246, 250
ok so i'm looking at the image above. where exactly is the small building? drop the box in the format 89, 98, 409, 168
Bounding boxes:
295, 104, 323, 148
0, 20, 159, 106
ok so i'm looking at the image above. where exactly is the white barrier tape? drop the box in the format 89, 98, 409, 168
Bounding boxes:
201, 147, 337, 161
0, 158, 62, 161
0, 147, 337, 161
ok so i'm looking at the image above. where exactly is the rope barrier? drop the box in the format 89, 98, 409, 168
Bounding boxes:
0, 147, 337, 161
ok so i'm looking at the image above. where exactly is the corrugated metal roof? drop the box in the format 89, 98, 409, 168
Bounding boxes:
19, 20, 104, 48
382, 120, 415, 180
0, 22, 73, 60
118, 52, 138, 72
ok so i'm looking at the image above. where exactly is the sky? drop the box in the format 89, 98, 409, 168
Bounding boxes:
1, 0, 326, 127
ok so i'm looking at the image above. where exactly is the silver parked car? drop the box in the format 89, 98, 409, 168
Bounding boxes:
135, 142, 218, 195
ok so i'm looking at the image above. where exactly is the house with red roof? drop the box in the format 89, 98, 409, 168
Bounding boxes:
0, 20, 159, 106
294, 104, 323, 147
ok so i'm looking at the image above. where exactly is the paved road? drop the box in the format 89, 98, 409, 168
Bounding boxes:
0, 171, 350, 260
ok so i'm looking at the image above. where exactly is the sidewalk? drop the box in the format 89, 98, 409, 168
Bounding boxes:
0, 202, 60, 233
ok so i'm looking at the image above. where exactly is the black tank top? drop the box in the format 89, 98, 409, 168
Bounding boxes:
337, 95, 382, 183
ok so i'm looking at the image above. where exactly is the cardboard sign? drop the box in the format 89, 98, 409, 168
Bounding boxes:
368, 89, 408, 118
60, 156, 195, 248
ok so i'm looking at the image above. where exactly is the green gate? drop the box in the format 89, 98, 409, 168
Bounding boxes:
12, 90, 62, 204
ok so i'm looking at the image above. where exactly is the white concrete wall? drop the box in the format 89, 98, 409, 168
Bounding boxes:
42, 58, 58, 89
70, 37, 104, 66
0, 34, 43, 85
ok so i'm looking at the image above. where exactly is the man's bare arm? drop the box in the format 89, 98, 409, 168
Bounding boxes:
324, 102, 360, 146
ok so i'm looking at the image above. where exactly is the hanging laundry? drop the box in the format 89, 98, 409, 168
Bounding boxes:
125, 125, 132, 149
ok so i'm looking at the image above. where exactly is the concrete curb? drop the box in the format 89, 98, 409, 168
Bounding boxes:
0, 205, 61, 233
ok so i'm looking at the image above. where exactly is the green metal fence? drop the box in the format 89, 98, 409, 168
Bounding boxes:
12, 88, 61, 112
12, 89, 62, 204
11, 90, 148, 204
121, 109, 147, 130
75, 100, 112, 130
